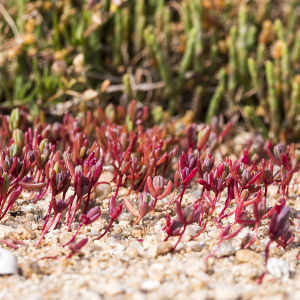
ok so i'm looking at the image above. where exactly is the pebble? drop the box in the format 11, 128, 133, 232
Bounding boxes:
18, 224, 36, 240
0, 225, 17, 239
214, 284, 242, 300
132, 229, 143, 238
59, 232, 74, 245
95, 183, 112, 198
184, 257, 207, 275
147, 242, 172, 258
99, 169, 114, 183
0, 247, 18, 275
214, 242, 235, 257
185, 241, 205, 252
104, 280, 124, 296
23, 204, 36, 214
140, 280, 160, 291
126, 247, 138, 258
143, 235, 161, 249
267, 258, 290, 283
235, 249, 264, 265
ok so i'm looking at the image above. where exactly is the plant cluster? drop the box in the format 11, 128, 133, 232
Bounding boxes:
1, 1, 300, 142
0, 105, 299, 283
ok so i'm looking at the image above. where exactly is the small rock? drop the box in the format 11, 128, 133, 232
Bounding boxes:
0, 225, 17, 239
95, 183, 112, 198
185, 225, 198, 237
214, 242, 235, 257
267, 258, 290, 283
129, 240, 145, 256
106, 237, 119, 247
104, 280, 123, 296
117, 187, 128, 196
143, 235, 161, 249
0, 247, 18, 275
147, 245, 158, 258
214, 284, 241, 300
235, 249, 264, 265
59, 232, 74, 245
23, 204, 36, 214
20, 259, 39, 278
186, 241, 205, 252
18, 224, 36, 240
140, 280, 160, 291
157, 242, 172, 256
132, 229, 143, 238
184, 257, 207, 276
126, 247, 138, 259
70, 222, 79, 231
99, 168, 114, 183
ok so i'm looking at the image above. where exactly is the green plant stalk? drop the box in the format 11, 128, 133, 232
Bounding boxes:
104, 0, 111, 13
16, 0, 25, 33
244, 106, 269, 139
122, 73, 131, 100
182, 2, 192, 35
209, 30, 218, 71
257, 43, 266, 65
113, 8, 123, 66
287, 1, 297, 35
274, 58, 282, 99
176, 28, 196, 95
274, 19, 284, 40
287, 78, 300, 128
247, 58, 266, 107
206, 68, 226, 123
237, 5, 248, 85
134, 0, 146, 55
188, 0, 203, 74
246, 25, 257, 50
155, 0, 164, 32
266, 60, 280, 139
192, 85, 203, 121
281, 42, 290, 114
291, 30, 300, 63
143, 26, 173, 99
228, 26, 237, 106
122, 7, 131, 47
163, 6, 171, 52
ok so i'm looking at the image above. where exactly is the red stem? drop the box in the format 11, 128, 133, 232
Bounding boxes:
93, 219, 114, 241
171, 225, 186, 252
35, 214, 57, 247
63, 222, 83, 247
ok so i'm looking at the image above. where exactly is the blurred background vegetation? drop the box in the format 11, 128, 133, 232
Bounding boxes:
1, 0, 300, 142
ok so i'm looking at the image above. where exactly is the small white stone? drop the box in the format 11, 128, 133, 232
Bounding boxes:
58, 232, 74, 245
24, 203, 36, 213
140, 280, 160, 291
185, 224, 198, 237
184, 257, 207, 276
106, 237, 120, 247
267, 257, 290, 282
104, 280, 123, 296
214, 242, 235, 257
95, 183, 112, 198
214, 284, 241, 300
186, 241, 205, 252
0, 247, 18, 275
0, 225, 16, 239
143, 234, 161, 249
150, 263, 164, 271
147, 245, 158, 258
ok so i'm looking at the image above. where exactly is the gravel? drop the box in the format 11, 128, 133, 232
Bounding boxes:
0, 177, 300, 299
